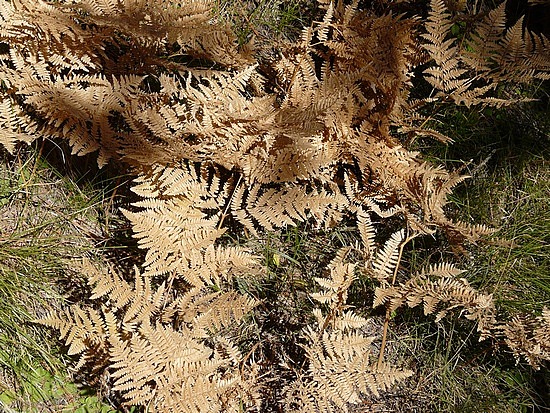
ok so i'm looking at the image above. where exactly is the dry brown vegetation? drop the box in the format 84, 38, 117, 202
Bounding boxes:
0, 0, 549, 411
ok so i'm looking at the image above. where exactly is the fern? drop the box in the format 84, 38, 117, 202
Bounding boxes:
371, 229, 405, 283
284, 249, 412, 412
122, 162, 260, 285
501, 308, 550, 369
422, 0, 550, 106
374, 270, 496, 339
291, 326, 412, 411
37, 262, 259, 411
3, 0, 548, 410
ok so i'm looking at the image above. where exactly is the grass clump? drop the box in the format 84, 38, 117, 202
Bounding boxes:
468, 155, 550, 314
214, 0, 316, 45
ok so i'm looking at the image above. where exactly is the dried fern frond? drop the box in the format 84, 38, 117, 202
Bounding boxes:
465, 4, 550, 83
371, 229, 405, 283
36, 305, 108, 362
108, 320, 258, 411
0, 96, 37, 153
311, 248, 356, 317
374, 271, 496, 339
422, 0, 550, 106
287, 246, 412, 412
123, 162, 260, 286
283, 323, 412, 412
306, 327, 410, 401
422, 0, 495, 106
37, 262, 259, 411
0, 0, 254, 163
232, 182, 348, 233
357, 208, 376, 259
501, 308, 550, 369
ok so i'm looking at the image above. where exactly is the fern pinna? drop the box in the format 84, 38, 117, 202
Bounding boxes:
1, 0, 549, 411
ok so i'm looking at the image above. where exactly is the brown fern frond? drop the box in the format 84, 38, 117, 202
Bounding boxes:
357, 208, 376, 259
291, 243, 413, 411
35, 305, 110, 373
232, 180, 348, 233
421, 0, 501, 106
311, 248, 356, 312
371, 229, 405, 283
501, 308, 550, 369
0, 96, 37, 153
285, 325, 412, 411
462, 3, 508, 75
190, 291, 257, 334
123, 162, 260, 285
423, 0, 549, 106
38, 262, 259, 411
374, 272, 496, 339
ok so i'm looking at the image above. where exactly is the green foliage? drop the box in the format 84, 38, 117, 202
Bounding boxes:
0, 366, 121, 413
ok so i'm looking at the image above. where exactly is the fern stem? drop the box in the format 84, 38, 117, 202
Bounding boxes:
378, 310, 392, 369
218, 174, 242, 230
377, 231, 416, 369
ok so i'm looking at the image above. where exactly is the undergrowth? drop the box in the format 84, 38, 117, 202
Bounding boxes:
0, 147, 127, 412
400, 86, 550, 411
